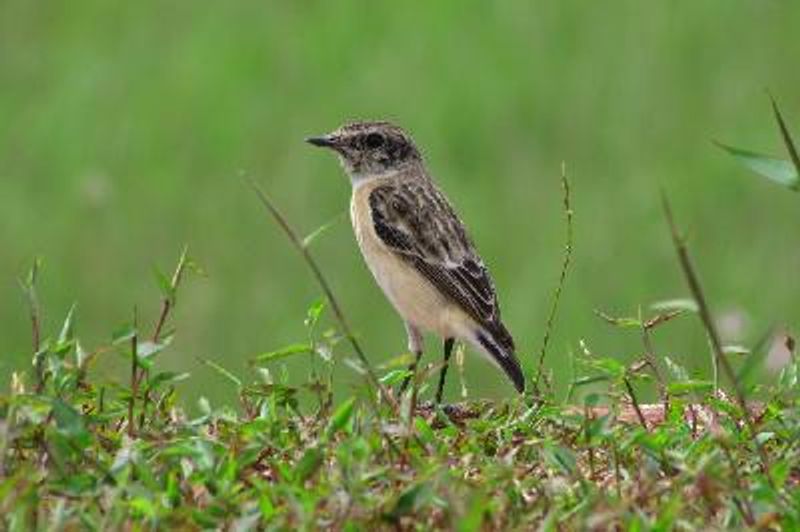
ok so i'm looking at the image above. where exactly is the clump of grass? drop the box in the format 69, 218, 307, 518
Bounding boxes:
1, 269, 798, 528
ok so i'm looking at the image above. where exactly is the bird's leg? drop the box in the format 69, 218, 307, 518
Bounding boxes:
436, 338, 455, 404
399, 323, 424, 395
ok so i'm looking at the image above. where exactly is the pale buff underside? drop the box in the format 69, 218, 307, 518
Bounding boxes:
350, 177, 480, 345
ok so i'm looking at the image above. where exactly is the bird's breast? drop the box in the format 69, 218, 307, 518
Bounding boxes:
350, 180, 462, 337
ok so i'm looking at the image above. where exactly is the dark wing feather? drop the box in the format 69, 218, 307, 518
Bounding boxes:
369, 180, 514, 352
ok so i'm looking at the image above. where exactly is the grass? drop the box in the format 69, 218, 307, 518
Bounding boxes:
1, 267, 798, 529
2, 138, 799, 527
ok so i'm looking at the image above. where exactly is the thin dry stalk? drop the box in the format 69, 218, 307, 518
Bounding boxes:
533, 162, 574, 394
30, 301, 41, 359
622, 377, 648, 431
249, 179, 398, 413
128, 307, 138, 438
152, 245, 189, 343
769, 93, 800, 174
660, 192, 772, 480
638, 307, 667, 408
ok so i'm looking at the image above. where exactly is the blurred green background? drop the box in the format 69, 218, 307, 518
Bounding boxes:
2, 1, 799, 405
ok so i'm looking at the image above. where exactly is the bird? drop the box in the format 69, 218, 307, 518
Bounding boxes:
306, 121, 525, 403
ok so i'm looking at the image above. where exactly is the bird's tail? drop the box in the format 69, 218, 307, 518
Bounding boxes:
474, 322, 525, 393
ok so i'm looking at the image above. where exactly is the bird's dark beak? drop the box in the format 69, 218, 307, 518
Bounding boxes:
305, 134, 337, 148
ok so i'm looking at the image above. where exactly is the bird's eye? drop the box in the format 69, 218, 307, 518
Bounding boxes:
364, 133, 385, 149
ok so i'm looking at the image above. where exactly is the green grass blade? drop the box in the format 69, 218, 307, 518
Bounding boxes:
253, 343, 313, 363
715, 141, 799, 191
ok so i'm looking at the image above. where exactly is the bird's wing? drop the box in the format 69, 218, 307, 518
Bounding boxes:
368, 179, 514, 352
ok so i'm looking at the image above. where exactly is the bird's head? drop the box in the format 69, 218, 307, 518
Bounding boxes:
306, 121, 422, 181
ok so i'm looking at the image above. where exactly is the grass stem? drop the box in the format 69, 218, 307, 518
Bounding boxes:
660, 192, 772, 481
249, 179, 398, 413
622, 377, 648, 431
129, 307, 138, 438
533, 162, 574, 395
